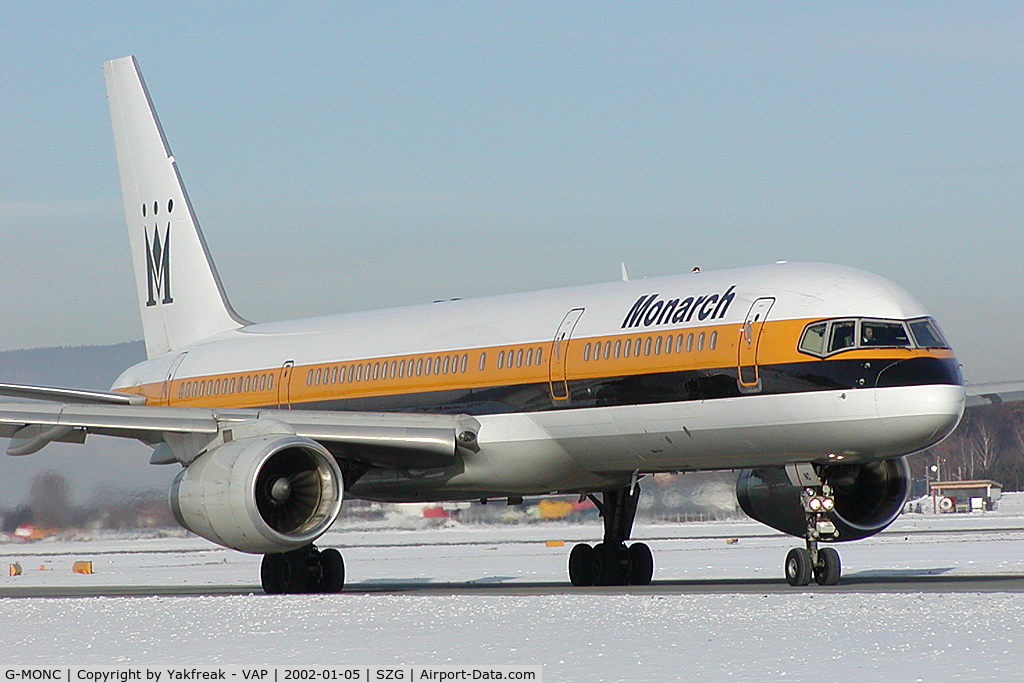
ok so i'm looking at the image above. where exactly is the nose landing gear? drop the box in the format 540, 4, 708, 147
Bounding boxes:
567, 484, 654, 586
784, 464, 842, 587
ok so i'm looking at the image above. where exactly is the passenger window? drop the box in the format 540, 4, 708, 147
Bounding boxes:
676, 335, 684, 353
697, 331, 705, 351
268, 374, 274, 390
443, 356, 451, 374
479, 353, 487, 371
584, 343, 591, 361
623, 339, 631, 358
373, 362, 380, 380
178, 384, 184, 399
799, 322, 828, 356
316, 368, 322, 385
260, 374, 267, 391
244, 376, 251, 392
710, 330, 718, 350
199, 381, 206, 397
526, 348, 534, 366
686, 333, 694, 352
435, 357, 442, 374
614, 340, 621, 358
860, 320, 911, 348
828, 321, 856, 354
665, 335, 672, 354
215, 379, 221, 395
391, 360, 397, 378
497, 351, 505, 369
655, 336, 663, 355
307, 369, 314, 386
416, 358, 423, 376
357, 364, 363, 382
461, 354, 468, 372
535, 347, 542, 364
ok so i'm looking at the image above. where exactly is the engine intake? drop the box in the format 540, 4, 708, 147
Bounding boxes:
736, 457, 910, 541
170, 434, 343, 554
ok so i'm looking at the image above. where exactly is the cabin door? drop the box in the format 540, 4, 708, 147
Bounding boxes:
737, 297, 775, 393
549, 308, 585, 401
161, 352, 188, 405
278, 360, 294, 409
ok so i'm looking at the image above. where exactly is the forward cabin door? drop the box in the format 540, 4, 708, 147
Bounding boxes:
161, 351, 188, 405
549, 308, 585, 402
737, 297, 775, 393
278, 360, 294, 409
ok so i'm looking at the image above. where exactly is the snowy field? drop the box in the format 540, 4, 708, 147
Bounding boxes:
3, 497, 1024, 681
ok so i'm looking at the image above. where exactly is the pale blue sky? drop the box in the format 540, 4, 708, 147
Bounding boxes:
0, 2, 1022, 381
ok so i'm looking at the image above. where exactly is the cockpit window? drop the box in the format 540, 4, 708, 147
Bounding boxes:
909, 317, 949, 348
798, 317, 941, 357
827, 320, 856, 354
798, 322, 827, 355
860, 320, 911, 348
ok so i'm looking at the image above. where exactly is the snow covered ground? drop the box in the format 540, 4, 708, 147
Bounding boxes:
3, 496, 1024, 681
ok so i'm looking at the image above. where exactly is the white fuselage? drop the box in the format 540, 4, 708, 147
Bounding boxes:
111, 262, 965, 501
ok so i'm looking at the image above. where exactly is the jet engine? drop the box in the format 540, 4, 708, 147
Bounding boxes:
735, 457, 910, 541
169, 434, 343, 554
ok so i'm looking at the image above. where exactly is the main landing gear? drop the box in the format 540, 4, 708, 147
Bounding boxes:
261, 544, 345, 594
784, 466, 841, 587
568, 484, 654, 586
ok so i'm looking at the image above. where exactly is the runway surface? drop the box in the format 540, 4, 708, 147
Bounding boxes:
4, 519, 1024, 599
5, 511, 1024, 677
4, 572, 1024, 599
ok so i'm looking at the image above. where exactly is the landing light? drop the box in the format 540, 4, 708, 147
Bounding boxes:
822, 497, 835, 511
807, 497, 823, 511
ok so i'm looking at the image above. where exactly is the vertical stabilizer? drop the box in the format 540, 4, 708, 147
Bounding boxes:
104, 56, 247, 358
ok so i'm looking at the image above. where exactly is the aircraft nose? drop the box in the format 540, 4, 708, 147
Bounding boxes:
875, 382, 965, 453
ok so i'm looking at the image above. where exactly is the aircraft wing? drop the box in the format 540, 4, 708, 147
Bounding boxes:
965, 381, 1024, 407
0, 398, 477, 469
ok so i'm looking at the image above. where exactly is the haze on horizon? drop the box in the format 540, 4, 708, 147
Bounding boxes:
1, 2, 1022, 383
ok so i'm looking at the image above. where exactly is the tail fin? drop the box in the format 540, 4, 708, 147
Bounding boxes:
103, 56, 247, 358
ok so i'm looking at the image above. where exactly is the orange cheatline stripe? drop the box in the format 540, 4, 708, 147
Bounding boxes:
126, 317, 954, 408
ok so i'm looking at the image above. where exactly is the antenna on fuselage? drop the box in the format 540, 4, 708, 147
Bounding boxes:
621, 262, 630, 283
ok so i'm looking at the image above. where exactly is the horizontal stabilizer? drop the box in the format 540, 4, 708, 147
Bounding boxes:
0, 382, 146, 405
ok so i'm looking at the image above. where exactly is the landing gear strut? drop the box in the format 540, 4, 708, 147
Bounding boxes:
261, 544, 345, 594
784, 465, 841, 587
568, 484, 654, 586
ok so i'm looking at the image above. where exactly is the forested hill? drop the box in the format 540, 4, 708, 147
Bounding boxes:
0, 341, 145, 390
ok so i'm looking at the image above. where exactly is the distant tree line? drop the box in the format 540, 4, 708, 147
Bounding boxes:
911, 403, 1024, 494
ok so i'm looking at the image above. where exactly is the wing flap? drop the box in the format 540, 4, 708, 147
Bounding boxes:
0, 401, 474, 469
965, 381, 1024, 407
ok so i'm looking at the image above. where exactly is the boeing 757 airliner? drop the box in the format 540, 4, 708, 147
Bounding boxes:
0, 57, 965, 592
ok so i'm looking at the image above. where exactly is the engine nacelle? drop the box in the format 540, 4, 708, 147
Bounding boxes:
169, 434, 343, 554
736, 457, 910, 542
